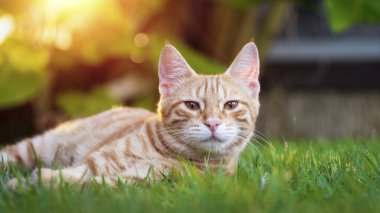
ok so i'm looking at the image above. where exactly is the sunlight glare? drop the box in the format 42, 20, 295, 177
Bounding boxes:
0, 14, 15, 44
44, 0, 100, 16
40, 0, 104, 49
55, 27, 73, 50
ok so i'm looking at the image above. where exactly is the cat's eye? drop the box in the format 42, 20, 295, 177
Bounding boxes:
184, 101, 200, 110
224, 101, 239, 110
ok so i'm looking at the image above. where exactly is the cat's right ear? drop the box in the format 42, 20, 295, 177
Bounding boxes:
158, 44, 196, 97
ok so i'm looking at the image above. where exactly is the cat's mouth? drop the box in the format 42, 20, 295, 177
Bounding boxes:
206, 136, 224, 143
198, 135, 224, 143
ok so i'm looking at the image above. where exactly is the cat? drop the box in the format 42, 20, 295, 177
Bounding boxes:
0, 42, 260, 187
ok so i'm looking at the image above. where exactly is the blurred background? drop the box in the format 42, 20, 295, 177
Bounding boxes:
0, 0, 379, 144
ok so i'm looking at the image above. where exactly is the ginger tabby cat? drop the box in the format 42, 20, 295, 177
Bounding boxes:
0, 42, 261, 186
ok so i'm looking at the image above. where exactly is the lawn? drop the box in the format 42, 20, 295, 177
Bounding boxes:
1, 139, 379, 213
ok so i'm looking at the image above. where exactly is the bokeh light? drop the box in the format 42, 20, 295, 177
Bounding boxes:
134, 33, 149, 48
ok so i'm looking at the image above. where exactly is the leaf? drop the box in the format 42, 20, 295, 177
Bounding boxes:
0, 65, 46, 109
0, 39, 48, 109
324, 0, 380, 32
220, 0, 259, 9
131, 94, 156, 111
3, 40, 49, 72
56, 87, 121, 118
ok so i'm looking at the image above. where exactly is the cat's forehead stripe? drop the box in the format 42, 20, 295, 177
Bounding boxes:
210, 77, 215, 94
191, 85, 196, 97
199, 80, 206, 98
216, 77, 223, 98
204, 77, 209, 96
215, 77, 219, 96
212, 77, 218, 94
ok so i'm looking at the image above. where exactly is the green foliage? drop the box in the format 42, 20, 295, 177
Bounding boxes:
1, 140, 380, 212
131, 94, 157, 111
220, 0, 259, 8
324, 0, 380, 32
0, 67, 46, 109
221, 0, 380, 33
0, 39, 48, 109
56, 87, 121, 118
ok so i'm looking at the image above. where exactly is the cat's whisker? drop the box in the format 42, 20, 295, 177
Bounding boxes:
252, 134, 269, 145
253, 132, 271, 145
250, 138, 270, 152
252, 135, 273, 149
234, 131, 268, 153
254, 130, 271, 143
246, 141, 261, 153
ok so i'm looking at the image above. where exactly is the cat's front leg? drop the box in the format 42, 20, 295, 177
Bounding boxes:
8, 164, 91, 189
29, 167, 145, 187
36, 165, 91, 186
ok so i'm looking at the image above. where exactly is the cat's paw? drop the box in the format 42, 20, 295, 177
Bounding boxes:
31, 168, 61, 188
7, 168, 60, 190
7, 177, 24, 190
0, 152, 9, 168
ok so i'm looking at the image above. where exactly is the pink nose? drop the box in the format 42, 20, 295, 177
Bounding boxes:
204, 119, 221, 132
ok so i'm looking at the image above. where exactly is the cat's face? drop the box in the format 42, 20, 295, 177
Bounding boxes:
158, 42, 260, 157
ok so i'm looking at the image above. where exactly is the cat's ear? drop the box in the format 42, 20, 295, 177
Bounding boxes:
158, 44, 196, 97
225, 42, 260, 98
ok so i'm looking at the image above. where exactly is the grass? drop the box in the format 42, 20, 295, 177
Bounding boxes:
1, 139, 380, 213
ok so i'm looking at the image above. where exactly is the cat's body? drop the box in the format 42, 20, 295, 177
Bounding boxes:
1, 42, 261, 186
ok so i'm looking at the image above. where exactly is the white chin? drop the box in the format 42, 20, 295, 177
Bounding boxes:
194, 137, 231, 152
207, 136, 224, 143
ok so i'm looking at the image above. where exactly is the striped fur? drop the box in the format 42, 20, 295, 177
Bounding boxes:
1, 42, 260, 186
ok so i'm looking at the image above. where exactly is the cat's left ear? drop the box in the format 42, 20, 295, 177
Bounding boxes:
158, 44, 196, 97
225, 42, 260, 98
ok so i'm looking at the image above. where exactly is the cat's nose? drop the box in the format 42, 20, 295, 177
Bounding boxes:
204, 119, 221, 132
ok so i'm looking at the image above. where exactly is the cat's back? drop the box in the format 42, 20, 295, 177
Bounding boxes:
49, 107, 155, 164
56, 106, 155, 135
84, 106, 155, 127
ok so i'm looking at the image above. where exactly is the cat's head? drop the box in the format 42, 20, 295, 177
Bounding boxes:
158, 42, 260, 159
